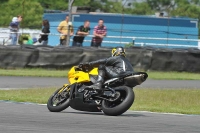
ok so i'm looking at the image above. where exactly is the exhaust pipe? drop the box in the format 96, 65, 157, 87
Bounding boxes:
124, 72, 148, 86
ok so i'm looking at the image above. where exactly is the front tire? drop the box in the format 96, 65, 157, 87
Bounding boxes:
101, 86, 134, 116
47, 86, 70, 112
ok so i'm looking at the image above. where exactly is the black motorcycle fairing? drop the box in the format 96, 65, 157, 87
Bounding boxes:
69, 83, 101, 112
69, 83, 120, 112
70, 92, 101, 112
68, 72, 148, 112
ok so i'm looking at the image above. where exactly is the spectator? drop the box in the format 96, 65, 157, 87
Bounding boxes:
38, 20, 50, 45
72, 20, 90, 47
57, 15, 74, 46
91, 19, 107, 47
9, 15, 22, 45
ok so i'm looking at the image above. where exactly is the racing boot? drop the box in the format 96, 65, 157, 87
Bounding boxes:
88, 70, 105, 95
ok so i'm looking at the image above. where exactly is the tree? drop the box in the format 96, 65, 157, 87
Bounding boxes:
102, 1, 123, 13
37, 0, 68, 10
73, 0, 90, 6
170, 0, 200, 18
1, 0, 9, 3
137, 0, 200, 17
1, 0, 200, 30
130, 2, 154, 15
0, 0, 43, 28
146, 0, 176, 12
88, 0, 103, 12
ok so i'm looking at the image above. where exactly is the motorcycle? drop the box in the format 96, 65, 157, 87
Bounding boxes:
47, 65, 148, 116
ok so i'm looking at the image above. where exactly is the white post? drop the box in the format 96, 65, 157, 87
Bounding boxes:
66, 0, 75, 46
198, 40, 200, 49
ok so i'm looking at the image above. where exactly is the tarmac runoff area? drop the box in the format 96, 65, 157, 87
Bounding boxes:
0, 101, 200, 133
0, 76, 200, 132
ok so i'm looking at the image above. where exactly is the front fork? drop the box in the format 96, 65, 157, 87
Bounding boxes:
58, 84, 70, 94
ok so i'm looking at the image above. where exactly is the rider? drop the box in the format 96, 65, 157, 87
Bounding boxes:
79, 46, 134, 94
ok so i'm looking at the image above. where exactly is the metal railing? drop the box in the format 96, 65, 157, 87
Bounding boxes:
0, 31, 199, 49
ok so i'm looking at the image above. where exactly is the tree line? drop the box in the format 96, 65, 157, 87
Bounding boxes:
0, 0, 200, 34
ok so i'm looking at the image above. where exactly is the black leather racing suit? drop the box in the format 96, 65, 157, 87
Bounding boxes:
89, 55, 134, 79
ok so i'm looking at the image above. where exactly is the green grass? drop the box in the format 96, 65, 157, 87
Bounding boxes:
132, 89, 200, 114
0, 68, 200, 80
0, 88, 56, 104
0, 68, 68, 77
148, 71, 200, 80
0, 88, 200, 115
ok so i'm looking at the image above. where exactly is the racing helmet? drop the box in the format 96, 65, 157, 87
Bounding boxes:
111, 46, 126, 57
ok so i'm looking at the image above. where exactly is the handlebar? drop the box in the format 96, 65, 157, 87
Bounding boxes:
75, 63, 92, 72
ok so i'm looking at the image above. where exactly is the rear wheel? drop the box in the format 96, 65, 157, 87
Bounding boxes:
101, 86, 134, 116
47, 86, 70, 112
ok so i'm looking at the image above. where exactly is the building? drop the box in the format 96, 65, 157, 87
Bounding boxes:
43, 12, 198, 48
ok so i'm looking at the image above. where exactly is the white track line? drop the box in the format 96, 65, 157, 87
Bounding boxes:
127, 110, 199, 116
0, 88, 19, 90
0, 100, 199, 116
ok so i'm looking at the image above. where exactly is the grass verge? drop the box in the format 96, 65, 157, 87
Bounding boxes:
132, 89, 200, 115
0, 68, 68, 77
0, 88, 199, 115
1, 68, 200, 80
148, 71, 200, 80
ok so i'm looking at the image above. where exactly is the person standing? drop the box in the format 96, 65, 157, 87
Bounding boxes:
9, 15, 22, 45
38, 20, 50, 45
91, 19, 107, 47
72, 20, 90, 47
57, 15, 74, 46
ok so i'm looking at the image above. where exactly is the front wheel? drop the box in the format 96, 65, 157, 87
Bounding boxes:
47, 85, 70, 112
101, 86, 134, 116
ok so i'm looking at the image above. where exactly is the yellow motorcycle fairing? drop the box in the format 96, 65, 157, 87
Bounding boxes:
68, 66, 98, 84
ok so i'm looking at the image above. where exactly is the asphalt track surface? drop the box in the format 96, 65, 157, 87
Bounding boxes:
0, 76, 200, 89
0, 76, 200, 133
1, 101, 200, 133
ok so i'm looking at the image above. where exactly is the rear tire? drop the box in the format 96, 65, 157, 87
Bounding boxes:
47, 87, 70, 112
101, 86, 134, 116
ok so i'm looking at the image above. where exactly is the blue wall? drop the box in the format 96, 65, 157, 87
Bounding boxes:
43, 13, 198, 48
